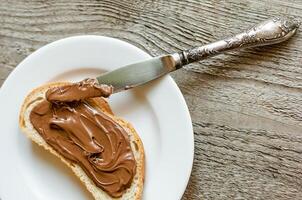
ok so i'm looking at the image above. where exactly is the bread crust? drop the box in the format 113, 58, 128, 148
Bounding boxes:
19, 82, 145, 200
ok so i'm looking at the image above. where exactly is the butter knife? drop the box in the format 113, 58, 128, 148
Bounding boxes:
97, 16, 300, 93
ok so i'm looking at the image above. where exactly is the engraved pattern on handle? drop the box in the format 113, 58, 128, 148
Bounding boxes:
178, 16, 300, 66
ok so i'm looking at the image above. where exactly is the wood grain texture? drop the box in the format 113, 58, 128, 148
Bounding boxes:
0, 0, 301, 199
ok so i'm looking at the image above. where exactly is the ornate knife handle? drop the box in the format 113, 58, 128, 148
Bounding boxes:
175, 16, 300, 67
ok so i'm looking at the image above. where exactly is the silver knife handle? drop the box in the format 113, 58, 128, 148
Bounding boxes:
175, 16, 300, 67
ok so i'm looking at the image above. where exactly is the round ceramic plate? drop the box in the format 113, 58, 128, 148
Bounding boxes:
0, 36, 194, 200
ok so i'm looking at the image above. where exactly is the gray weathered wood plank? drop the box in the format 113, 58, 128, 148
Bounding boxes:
0, 0, 301, 199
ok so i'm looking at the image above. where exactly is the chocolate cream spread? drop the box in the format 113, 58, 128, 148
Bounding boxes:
46, 78, 113, 102
30, 79, 136, 198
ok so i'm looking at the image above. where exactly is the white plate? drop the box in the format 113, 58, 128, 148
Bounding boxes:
0, 36, 194, 200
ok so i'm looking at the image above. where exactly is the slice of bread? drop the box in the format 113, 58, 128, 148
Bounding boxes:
19, 82, 145, 200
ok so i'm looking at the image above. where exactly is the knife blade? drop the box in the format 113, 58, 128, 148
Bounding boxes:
96, 17, 299, 93
96, 54, 182, 93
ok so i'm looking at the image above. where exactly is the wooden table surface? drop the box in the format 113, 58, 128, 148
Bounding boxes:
1, 1, 302, 199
